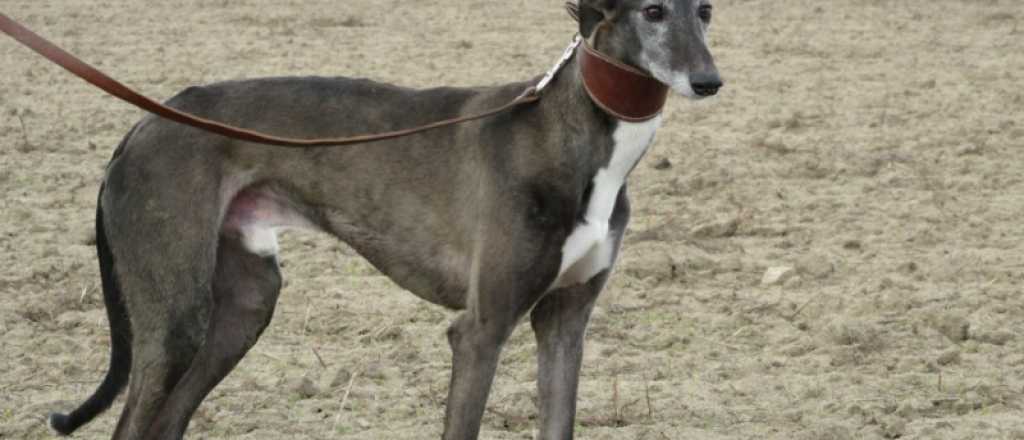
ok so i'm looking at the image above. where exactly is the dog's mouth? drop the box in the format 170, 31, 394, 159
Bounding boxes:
649, 70, 694, 99
669, 76, 701, 99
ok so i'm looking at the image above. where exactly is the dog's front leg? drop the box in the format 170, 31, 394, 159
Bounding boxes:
442, 311, 514, 440
443, 268, 544, 440
529, 274, 608, 440
442, 206, 564, 439
530, 187, 629, 439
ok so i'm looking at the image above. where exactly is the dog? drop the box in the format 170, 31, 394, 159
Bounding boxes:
49, 1, 720, 438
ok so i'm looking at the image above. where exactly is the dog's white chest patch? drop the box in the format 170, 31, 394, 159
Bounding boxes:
552, 116, 662, 289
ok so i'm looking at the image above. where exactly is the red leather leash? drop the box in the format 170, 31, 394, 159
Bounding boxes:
0, 13, 541, 147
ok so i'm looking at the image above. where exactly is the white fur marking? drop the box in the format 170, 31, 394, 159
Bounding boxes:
224, 188, 318, 258
240, 226, 280, 257
553, 116, 662, 288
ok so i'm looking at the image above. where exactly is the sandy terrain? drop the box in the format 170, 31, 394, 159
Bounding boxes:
2, 0, 1023, 439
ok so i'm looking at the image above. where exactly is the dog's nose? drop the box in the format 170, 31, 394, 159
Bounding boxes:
690, 72, 723, 97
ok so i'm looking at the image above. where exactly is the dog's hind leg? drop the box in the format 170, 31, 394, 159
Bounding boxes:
109, 250, 215, 440
111, 321, 204, 440
109, 261, 212, 440
100, 157, 225, 439
143, 234, 282, 439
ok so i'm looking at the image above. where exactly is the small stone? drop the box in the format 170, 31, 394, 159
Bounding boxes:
963, 340, 981, 353
975, 330, 1014, 346
682, 254, 715, 272
758, 133, 793, 154
796, 254, 834, 279
896, 261, 918, 273
330, 367, 353, 388
827, 346, 861, 367
717, 255, 743, 273
782, 409, 803, 423
783, 275, 803, 288
846, 404, 868, 419
690, 218, 739, 238
957, 144, 983, 156
778, 340, 816, 357
896, 402, 916, 418
361, 362, 389, 381
290, 376, 319, 399
761, 266, 797, 286
622, 252, 677, 282
932, 314, 970, 342
56, 310, 87, 329
963, 390, 984, 410
880, 416, 907, 439
823, 318, 884, 351
652, 157, 672, 170
954, 399, 977, 415
78, 228, 97, 246
936, 348, 961, 366
798, 424, 853, 440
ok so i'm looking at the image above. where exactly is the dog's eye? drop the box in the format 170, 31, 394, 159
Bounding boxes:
698, 4, 712, 22
643, 5, 665, 22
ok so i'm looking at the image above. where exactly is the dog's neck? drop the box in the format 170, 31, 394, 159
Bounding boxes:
537, 36, 669, 126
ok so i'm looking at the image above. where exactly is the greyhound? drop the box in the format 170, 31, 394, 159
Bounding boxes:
48, 1, 720, 438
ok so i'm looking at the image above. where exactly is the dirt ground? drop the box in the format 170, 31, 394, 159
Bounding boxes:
2, 0, 1023, 439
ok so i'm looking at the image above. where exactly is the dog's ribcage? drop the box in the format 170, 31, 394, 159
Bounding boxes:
552, 116, 662, 289
223, 115, 663, 294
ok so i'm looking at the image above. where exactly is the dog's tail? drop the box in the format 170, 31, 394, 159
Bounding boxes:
49, 185, 133, 435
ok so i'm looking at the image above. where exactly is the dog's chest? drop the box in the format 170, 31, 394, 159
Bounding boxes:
552, 116, 662, 289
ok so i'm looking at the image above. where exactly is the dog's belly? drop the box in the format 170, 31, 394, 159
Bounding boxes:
220, 183, 471, 309
221, 186, 315, 257
551, 116, 662, 289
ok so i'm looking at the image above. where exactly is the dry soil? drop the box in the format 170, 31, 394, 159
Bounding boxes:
2, 0, 1023, 439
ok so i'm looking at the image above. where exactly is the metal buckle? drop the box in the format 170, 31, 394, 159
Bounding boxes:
535, 34, 582, 93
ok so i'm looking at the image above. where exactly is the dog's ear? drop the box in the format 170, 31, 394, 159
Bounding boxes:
565, 1, 580, 22
575, 0, 617, 39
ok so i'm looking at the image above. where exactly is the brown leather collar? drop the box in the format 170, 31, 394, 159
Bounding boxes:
578, 41, 669, 122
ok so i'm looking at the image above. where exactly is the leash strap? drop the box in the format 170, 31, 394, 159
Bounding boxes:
0, 13, 543, 147
536, 35, 582, 93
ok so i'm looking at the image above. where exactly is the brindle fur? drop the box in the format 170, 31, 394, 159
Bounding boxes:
49, 1, 720, 439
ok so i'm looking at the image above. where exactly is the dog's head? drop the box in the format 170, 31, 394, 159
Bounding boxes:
570, 0, 722, 99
